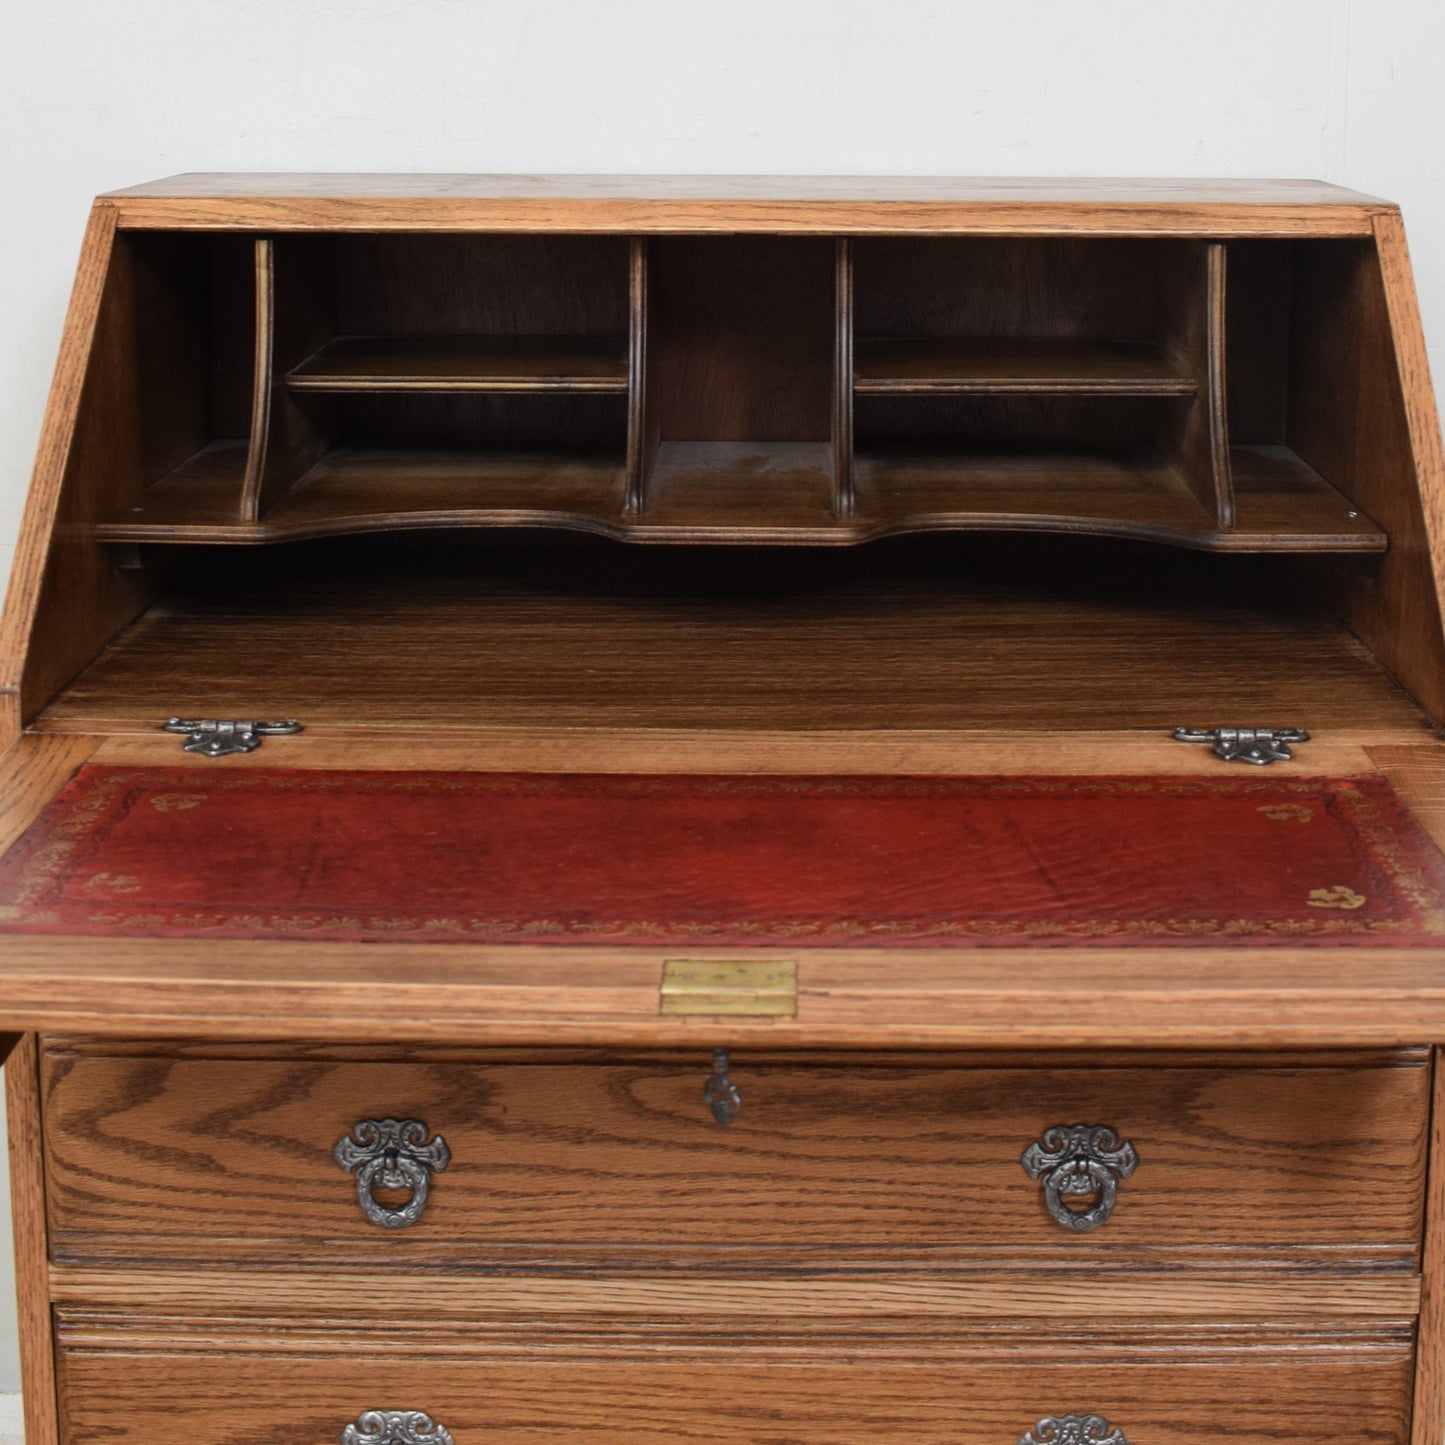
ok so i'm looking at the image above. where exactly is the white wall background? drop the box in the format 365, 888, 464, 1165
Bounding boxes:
0, 0, 1443, 1404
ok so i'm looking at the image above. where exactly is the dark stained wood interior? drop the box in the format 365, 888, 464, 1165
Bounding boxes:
69, 232, 1400, 554
32, 543, 1430, 737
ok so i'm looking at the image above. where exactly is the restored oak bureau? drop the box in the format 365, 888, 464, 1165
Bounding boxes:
0, 175, 1444, 1443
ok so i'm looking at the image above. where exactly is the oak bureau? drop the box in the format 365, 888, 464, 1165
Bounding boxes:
0, 174, 1443, 1443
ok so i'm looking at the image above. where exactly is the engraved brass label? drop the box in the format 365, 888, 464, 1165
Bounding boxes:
660, 959, 797, 1016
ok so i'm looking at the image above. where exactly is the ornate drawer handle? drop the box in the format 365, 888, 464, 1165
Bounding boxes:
1021, 1124, 1139, 1232
341, 1410, 454, 1444
1020, 1413, 1128, 1445
333, 1118, 451, 1229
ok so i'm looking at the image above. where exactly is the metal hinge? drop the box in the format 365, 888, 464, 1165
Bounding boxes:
162, 717, 303, 757
1171, 725, 1309, 765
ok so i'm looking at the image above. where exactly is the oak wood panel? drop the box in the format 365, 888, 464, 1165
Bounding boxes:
1230, 444, 1387, 547
1370, 746, 1445, 857
0, 207, 160, 741
833, 237, 854, 515
287, 335, 629, 393
48, 1265, 1423, 1323
44, 1040, 1430, 1070
853, 338, 1197, 395
1225, 240, 1293, 443
848, 446, 1383, 551
625, 238, 648, 513
1412, 1050, 1445, 1445
1367, 211, 1445, 724
89, 456, 1386, 550
32, 548, 1429, 735
0, 736, 96, 857
242, 236, 336, 521
100, 174, 1391, 236
54, 1331, 1416, 1443
7, 1036, 58, 1445
646, 236, 835, 446
3, 937, 1445, 1047
1193, 241, 1234, 525
107, 175, 1392, 202
333, 233, 630, 341
853, 236, 1204, 346
849, 448, 1212, 537
259, 450, 629, 536
638, 441, 835, 538
87, 728, 1391, 777
94, 441, 251, 539
40, 1054, 1428, 1266
1289, 231, 1445, 725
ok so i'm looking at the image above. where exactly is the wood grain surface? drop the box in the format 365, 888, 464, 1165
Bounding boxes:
40, 1052, 1428, 1267
0, 735, 94, 856
54, 1329, 1415, 1443
47, 1265, 1423, 1323
98, 173, 1391, 236
0, 936, 1444, 1047
1412, 1050, 1445, 1444
8, 1037, 59, 1445
29, 547, 1432, 738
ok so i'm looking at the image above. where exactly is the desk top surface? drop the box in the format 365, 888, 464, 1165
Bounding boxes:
96, 174, 1394, 235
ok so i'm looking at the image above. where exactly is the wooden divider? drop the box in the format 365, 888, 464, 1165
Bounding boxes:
833, 238, 855, 519
86, 228, 1386, 552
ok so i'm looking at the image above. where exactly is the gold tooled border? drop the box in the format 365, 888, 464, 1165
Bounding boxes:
2, 767, 1442, 943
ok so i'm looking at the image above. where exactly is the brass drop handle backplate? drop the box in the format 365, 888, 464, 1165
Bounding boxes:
1020, 1413, 1129, 1444
1021, 1125, 1139, 1231
333, 1118, 451, 1228
341, 1410, 454, 1444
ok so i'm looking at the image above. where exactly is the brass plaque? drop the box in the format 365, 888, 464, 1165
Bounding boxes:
659, 959, 798, 1016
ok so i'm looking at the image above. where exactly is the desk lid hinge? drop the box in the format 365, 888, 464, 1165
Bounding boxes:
1171, 725, 1309, 765
163, 717, 303, 757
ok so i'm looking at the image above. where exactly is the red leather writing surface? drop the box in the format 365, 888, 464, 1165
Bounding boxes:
1, 767, 1443, 947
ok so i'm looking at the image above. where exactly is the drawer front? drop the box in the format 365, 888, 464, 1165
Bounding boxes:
43, 1049, 1428, 1266
56, 1329, 1415, 1443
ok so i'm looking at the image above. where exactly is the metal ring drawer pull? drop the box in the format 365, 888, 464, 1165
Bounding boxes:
1020, 1414, 1128, 1445
1021, 1124, 1139, 1232
341, 1410, 454, 1444
333, 1118, 451, 1229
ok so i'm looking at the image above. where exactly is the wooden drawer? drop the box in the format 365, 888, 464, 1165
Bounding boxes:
41, 1045, 1429, 1267
54, 1321, 1415, 1443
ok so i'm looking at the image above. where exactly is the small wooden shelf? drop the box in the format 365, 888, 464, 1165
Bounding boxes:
287, 335, 630, 393
850, 445, 1387, 552
635, 442, 836, 541
269, 450, 629, 537
95, 442, 250, 539
36, 545, 1430, 739
853, 338, 1197, 396
95, 439, 1387, 553
96, 446, 628, 543
1229, 445, 1388, 550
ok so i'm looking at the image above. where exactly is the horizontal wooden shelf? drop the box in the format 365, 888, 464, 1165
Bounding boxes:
634, 442, 837, 541
94, 442, 1384, 553
39, 545, 1429, 738
95, 442, 251, 538
287, 335, 630, 393
851, 445, 1387, 552
853, 338, 1197, 396
852, 447, 1211, 539
1230, 445, 1389, 549
96, 447, 628, 543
